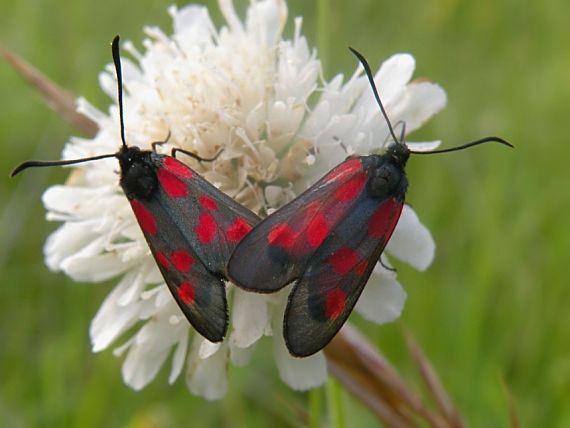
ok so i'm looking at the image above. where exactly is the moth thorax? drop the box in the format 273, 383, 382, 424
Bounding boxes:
367, 160, 407, 199
119, 152, 158, 200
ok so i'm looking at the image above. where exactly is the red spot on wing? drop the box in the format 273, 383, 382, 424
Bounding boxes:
226, 218, 252, 242
156, 251, 170, 269
334, 174, 367, 202
171, 250, 194, 272
196, 213, 217, 244
163, 156, 193, 178
328, 247, 359, 275
267, 223, 296, 249
306, 213, 329, 248
325, 289, 346, 320
131, 200, 157, 235
324, 158, 362, 183
178, 281, 195, 305
158, 168, 188, 198
199, 195, 218, 211
355, 260, 368, 275
368, 199, 400, 238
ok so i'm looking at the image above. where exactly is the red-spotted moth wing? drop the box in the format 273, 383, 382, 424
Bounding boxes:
283, 191, 403, 356
127, 153, 260, 342
228, 157, 370, 291
227, 152, 408, 356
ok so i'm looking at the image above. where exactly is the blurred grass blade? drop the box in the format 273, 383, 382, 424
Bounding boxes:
405, 331, 466, 428
0, 46, 98, 136
274, 393, 312, 427
324, 324, 447, 428
326, 378, 346, 428
499, 375, 520, 428
309, 387, 323, 428
316, 0, 331, 76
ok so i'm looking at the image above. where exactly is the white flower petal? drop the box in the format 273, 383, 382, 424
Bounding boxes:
90, 270, 146, 352
376, 54, 416, 101
229, 342, 256, 367
387, 205, 435, 271
170, 4, 216, 49
186, 341, 228, 400
168, 330, 189, 384
245, 0, 287, 46
120, 312, 187, 390
392, 82, 447, 134
272, 311, 327, 390
355, 265, 407, 324
44, 222, 99, 271
42, 185, 118, 217
230, 289, 270, 349
144, 263, 164, 284
56, 231, 136, 281
406, 140, 442, 152
353, 53, 414, 125
199, 339, 221, 359
218, 0, 245, 35
122, 346, 170, 391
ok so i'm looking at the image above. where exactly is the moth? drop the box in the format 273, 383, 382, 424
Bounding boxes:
12, 36, 260, 342
227, 48, 512, 357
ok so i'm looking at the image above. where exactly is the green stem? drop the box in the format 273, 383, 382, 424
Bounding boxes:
309, 387, 323, 428
326, 378, 346, 428
316, 0, 331, 78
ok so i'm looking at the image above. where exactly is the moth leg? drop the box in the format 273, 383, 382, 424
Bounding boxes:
151, 131, 172, 152
382, 120, 407, 146
398, 121, 407, 142
333, 136, 351, 156
172, 148, 224, 163
379, 255, 397, 273
333, 136, 359, 160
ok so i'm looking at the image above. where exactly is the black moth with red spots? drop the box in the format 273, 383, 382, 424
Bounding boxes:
120, 149, 258, 342
227, 48, 512, 357
228, 142, 408, 357
11, 36, 260, 342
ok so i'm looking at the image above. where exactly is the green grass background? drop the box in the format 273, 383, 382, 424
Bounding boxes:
1, 0, 569, 426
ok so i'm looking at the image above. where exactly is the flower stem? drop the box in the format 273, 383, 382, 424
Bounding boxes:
316, 0, 331, 78
309, 386, 323, 428
326, 377, 346, 428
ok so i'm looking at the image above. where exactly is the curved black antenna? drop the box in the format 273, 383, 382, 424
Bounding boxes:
410, 136, 513, 155
11, 153, 117, 177
10, 36, 128, 178
111, 35, 127, 148
349, 47, 400, 145
349, 48, 513, 156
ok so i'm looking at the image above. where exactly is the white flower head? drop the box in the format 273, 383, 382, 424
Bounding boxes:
42, 0, 446, 398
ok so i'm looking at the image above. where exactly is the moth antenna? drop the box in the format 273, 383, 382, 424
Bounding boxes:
349, 48, 512, 155
10, 37, 127, 178
111, 35, 127, 148
11, 153, 117, 177
410, 136, 513, 155
349, 47, 400, 145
